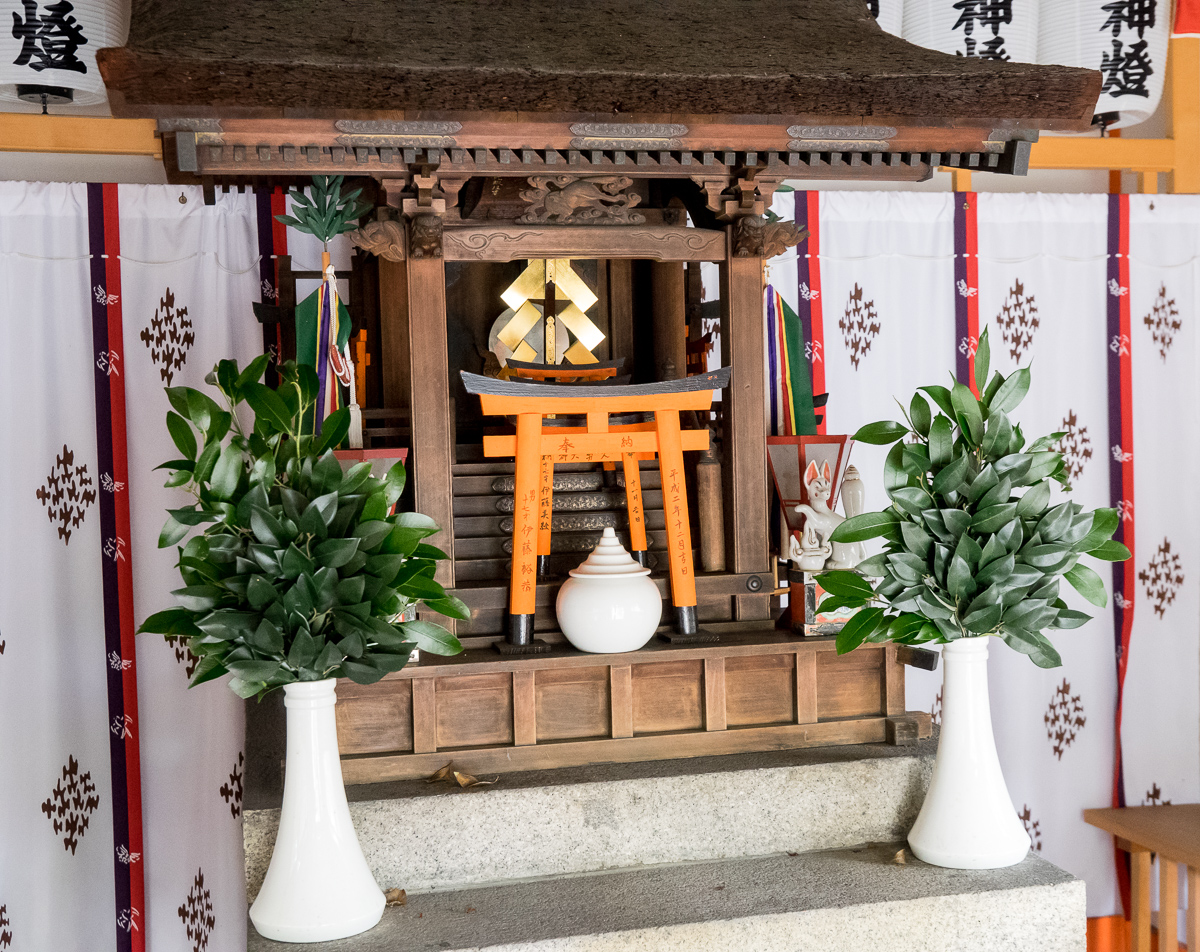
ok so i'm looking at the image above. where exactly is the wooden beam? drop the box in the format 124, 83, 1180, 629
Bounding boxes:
0, 115, 160, 157
443, 224, 725, 262
1029, 136, 1175, 173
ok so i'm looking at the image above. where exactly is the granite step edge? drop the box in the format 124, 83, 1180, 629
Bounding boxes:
246, 845, 1085, 952
245, 747, 934, 898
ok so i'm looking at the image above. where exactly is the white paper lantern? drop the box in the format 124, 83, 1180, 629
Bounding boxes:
0, 0, 128, 108
1038, 0, 1169, 129
903, 0, 1041, 64
869, 0, 906, 37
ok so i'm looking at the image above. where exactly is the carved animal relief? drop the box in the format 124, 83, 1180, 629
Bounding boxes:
518, 175, 645, 225
996, 279, 1039, 360
763, 220, 807, 259
141, 287, 195, 386
349, 219, 405, 261
409, 215, 443, 258
839, 283, 881, 369
734, 215, 766, 257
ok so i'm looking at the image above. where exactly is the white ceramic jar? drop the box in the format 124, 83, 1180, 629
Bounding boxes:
556, 528, 663, 653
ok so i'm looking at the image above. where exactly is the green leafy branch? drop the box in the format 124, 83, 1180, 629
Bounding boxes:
816, 326, 1130, 669
274, 175, 373, 248
139, 355, 465, 699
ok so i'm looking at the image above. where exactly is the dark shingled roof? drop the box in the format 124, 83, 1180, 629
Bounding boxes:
99, 0, 1099, 128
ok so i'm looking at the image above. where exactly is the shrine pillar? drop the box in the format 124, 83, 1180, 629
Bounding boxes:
402, 212, 455, 586
651, 262, 687, 380
721, 218, 771, 620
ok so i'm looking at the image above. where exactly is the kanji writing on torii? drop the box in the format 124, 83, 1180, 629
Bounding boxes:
462, 368, 731, 648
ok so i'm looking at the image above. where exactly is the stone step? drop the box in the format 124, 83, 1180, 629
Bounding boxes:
247, 844, 1083, 952
245, 740, 935, 899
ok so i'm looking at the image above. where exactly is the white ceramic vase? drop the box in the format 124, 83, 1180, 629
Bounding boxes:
907, 638, 1031, 869
556, 528, 662, 653
249, 679, 385, 943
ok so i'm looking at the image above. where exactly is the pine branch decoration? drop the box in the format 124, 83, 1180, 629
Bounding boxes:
274, 176, 373, 248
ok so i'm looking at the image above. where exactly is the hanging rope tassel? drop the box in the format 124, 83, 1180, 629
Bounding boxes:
345, 340, 363, 449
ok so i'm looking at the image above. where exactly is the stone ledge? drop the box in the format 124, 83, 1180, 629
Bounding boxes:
247, 844, 1085, 952
245, 740, 935, 898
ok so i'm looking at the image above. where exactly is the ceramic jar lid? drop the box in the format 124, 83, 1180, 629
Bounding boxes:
568, 528, 650, 579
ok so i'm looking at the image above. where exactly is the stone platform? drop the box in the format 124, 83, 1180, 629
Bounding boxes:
246, 843, 1085, 952
245, 739, 936, 898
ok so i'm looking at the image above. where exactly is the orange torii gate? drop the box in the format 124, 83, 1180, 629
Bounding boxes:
461, 368, 731, 650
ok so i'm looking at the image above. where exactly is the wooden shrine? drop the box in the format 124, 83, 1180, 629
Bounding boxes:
98, 0, 1100, 780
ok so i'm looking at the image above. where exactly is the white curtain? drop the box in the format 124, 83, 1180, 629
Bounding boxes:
973, 193, 1119, 916
0, 182, 262, 952
770, 188, 1200, 920
120, 186, 262, 952
0, 183, 120, 952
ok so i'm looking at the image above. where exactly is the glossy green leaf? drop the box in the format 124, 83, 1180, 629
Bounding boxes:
974, 326, 990, 395
1078, 509, 1120, 552
171, 585, 225, 612
1064, 563, 1107, 607
166, 411, 197, 461
852, 421, 909, 445
1088, 540, 1132, 561
400, 619, 462, 655
828, 510, 900, 544
909, 393, 931, 437
990, 367, 1031, 414
835, 607, 885, 655
890, 486, 934, 517
931, 454, 969, 496
972, 502, 1019, 534
947, 554, 975, 598
919, 385, 955, 418
1001, 627, 1062, 668
941, 508, 972, 538
951, 382, 983, 444
962, 602, 1002, 634
928, 415, 953, 467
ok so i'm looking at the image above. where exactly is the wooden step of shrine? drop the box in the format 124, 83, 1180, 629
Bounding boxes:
452, 509, 668, 540
454, 529, 669, 561
246, 844, 1083, 952
245, 738, 935, 898
453, 489, 664, 517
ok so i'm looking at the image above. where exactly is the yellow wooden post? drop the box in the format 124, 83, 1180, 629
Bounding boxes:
1169, 36, 1200, 194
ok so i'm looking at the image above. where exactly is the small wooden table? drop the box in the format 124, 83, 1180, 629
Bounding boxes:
462, 368, 730, 649
1085, 804, 1200, 952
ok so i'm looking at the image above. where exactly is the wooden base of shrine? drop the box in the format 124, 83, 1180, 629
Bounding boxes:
333, 622, 931, 785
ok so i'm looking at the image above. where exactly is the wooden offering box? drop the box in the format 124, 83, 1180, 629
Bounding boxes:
334, 624, 931, 784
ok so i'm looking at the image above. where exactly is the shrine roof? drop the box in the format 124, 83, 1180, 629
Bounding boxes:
99, 0, 1100, 131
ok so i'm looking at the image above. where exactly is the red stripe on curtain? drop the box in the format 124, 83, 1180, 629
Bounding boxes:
806, 192, 826, 434
102, 184, 145, 943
